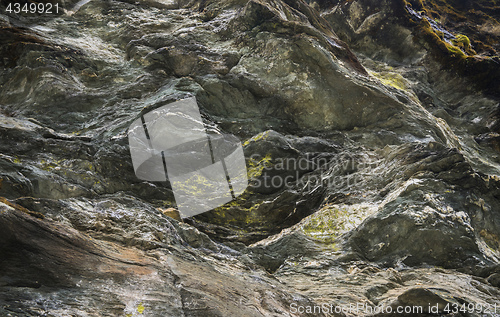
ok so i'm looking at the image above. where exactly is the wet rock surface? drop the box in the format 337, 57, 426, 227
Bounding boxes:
1, 0, 500, 315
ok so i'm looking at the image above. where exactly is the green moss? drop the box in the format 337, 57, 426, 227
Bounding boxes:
445, 43, 467, 58
452, 34, 471, 49
211, 195, 265, 224
414, 13, 469, 61
370, 71, 409, 90
301, 204, 375, 248
451, 34, 476, 55
405, 0, 500, 95
302, 206, 349, 238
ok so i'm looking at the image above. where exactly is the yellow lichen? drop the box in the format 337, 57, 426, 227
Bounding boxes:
369, 70, 409, 90
137, 303, 145, 314
302, 204, 374, 247
302, 205, 351, 245
451, 34, 476, 55
445, 43, 467, 58
247, 153, 272, 179
242, 130, 271, 147
452, 34, 471, 49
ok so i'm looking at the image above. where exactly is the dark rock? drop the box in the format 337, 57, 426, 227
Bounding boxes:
487, 273, 500, 288
394, 287, 456, 314
0, 206, 323, 316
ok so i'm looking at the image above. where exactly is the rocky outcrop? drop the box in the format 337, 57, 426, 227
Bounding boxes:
0, 205, 320, 316
1, 0, 500, 315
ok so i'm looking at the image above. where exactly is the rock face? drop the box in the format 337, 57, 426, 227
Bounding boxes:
1, 0, 500, 315
0, 206, 321, 316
